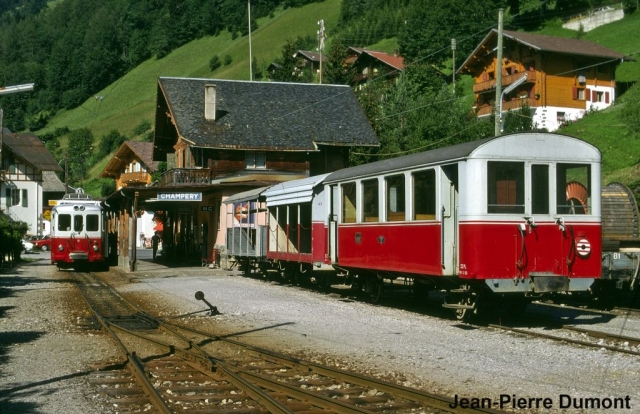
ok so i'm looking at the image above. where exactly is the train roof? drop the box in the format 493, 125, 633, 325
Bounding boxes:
324, 132, 600, 183
224, 186, 271, 204
263, 173, 330, 206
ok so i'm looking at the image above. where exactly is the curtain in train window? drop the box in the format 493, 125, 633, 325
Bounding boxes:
362, 179, 379, 222
413, 169, 436, 220
342, 183, 357, 223
557, 163, 591, 214
386, 175, 405, 221
86, 215, 100, 231
487, 161, 524, 213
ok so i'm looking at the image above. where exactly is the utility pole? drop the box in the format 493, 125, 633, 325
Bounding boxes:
494, 9, 504, 137
451, 38, 456, 94
317, 19, 326, 84
248, 0, 253, 81
64, 152, 69, 193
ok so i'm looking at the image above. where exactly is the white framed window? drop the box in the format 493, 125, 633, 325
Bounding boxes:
245, 151, 266, 169
5, 188, 20, 207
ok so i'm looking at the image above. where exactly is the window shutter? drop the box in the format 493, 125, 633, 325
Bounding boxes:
5, 188, 10, 207
585, 89, 591, 101
482, 73, 488, 81
605, 92, 610, 103
22, 189, 28, 207
572, 87, 578, 100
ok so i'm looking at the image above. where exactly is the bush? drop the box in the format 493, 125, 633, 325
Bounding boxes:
224, 54, 232, 66
209, 55, 221, 71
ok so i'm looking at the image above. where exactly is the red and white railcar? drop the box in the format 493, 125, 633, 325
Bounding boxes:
322, 132, 601, 316
50, 193, 110, 269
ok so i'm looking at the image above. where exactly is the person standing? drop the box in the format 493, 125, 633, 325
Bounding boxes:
151, 232, 160, 261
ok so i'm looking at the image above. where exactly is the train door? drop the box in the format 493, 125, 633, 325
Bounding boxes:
329, 185, 339, 263
440, 165, 458, 275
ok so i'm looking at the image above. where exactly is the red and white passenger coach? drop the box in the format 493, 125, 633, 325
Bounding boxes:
226, 132, 602, 318
50, 193, 110, 269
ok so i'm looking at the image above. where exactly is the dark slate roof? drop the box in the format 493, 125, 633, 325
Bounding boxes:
1, 128, 63, 172
157, 78, 378, 151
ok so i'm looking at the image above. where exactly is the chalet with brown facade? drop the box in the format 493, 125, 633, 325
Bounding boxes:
352, 49, 405, 85
458, 29, 630, 131
99, 141, 159, 189
103, 77, 378, 268
294, 50, 327, 75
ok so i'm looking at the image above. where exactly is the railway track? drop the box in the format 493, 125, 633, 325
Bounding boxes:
73, 272, 506, 414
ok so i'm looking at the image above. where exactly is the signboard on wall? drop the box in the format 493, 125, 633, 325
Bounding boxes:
157, 192, 202, 201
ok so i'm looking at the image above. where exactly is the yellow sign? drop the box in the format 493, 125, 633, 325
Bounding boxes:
43, 210, 52, 221
48, 200, 58, 206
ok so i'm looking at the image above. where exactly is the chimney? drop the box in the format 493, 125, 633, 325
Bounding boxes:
204, 84, 216, 121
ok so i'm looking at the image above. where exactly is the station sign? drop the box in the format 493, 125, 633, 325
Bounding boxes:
157, 192, 202, 201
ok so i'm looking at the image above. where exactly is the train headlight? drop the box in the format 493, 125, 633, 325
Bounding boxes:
58, 244, 64, 252
92, 243, 99, 252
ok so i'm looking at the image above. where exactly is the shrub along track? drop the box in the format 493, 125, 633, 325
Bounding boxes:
72, 272, 506, 414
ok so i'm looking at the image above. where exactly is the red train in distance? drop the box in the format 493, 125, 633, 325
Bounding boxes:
226, 132, 603, 319
50, 192, 112, 270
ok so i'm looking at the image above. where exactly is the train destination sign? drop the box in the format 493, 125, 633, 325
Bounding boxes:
157, 192, 202, 201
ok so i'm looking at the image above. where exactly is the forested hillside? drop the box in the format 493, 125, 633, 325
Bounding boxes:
0, 0, 638, 195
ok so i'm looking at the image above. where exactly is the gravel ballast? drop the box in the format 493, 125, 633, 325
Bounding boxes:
2, 254, 640, 413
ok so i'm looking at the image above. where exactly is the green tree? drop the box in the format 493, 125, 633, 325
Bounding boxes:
67, 128, 94, 184
323, 37, 356, 85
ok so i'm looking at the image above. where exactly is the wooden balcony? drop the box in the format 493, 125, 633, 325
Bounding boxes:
473, 70, 537, 94
161, 168, 211, 186
120, 171, 150, 185
475, 97, 537, 117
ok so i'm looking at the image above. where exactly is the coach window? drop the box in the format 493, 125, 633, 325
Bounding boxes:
386, 175, 405, 221
342, 182, 357, 223
74, 215, 84, 232
362, 179, 379, 222
58, 214, 71, 231
87, 214, 100, 231
413, 169, 436, 220
531, 164, 549, 214
557, 163, 591, 214
487, 161, 524, 213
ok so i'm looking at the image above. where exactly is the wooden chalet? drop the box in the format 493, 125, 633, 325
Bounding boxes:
107, 78, 378, 269
352, 49, 405, 85
1, 128, 62, 236
294, 50, 328, 75
458, 29, 630, 131
99, 141, 159, 189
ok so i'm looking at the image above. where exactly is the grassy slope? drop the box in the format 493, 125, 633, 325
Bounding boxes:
40, 0, 340, 192
40, 2, 639, 191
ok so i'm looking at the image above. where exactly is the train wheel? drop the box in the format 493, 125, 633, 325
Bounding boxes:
445, 286, 480, 321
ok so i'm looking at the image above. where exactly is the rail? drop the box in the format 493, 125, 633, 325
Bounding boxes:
473, 70, 537, 94
476, 97, 537, 117
120, 171, 149, 184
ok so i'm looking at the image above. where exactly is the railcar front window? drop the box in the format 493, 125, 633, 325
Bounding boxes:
87, 214, 99, 231
74, 215, 84, 232
58, 214, 71, 231
386, 175, 405, 221
413, 170, 436, 220
487, 161, 525, 214
362, 179, 379, 222
557, 164, 591, 214
342, 183, 357, 223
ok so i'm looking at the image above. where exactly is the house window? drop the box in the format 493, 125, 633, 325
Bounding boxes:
21, 189, 28, 207
245, 151, 266, 169
5, 188, 20, 206
557, 112, 566, 123
572, 87, 586, 101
